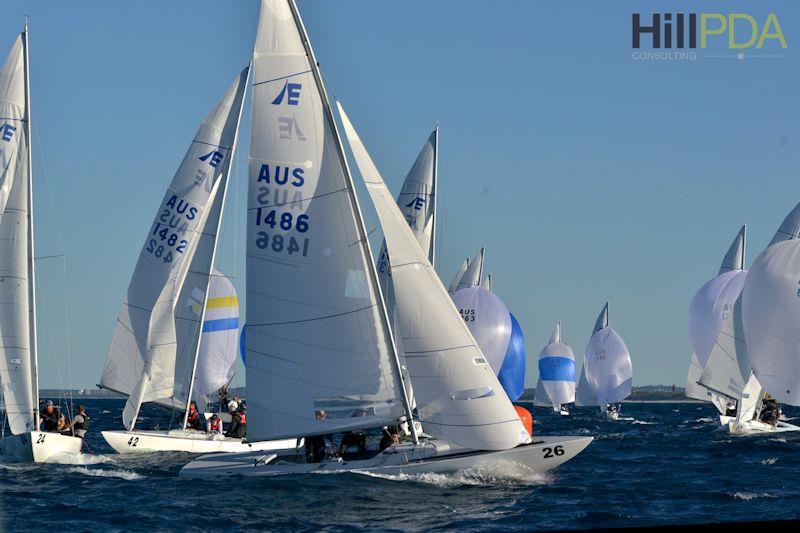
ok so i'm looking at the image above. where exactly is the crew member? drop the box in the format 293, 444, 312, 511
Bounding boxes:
186, 401, 202, 431
725, 401, 737, 417
207, 413, 223, 437
226, 408, 247, 439
39, 400, 65, 432
61, 404, 90, 438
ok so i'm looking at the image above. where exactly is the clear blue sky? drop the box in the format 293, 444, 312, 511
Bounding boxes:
2, 1, 798, 389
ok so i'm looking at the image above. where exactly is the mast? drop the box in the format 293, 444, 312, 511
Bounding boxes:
429, 123, 438, 267
182, 65, 250, 430
478, 245, 485, 284
286, 0, 419, 443
21, 21, 39, 427
740, 225, 746, 271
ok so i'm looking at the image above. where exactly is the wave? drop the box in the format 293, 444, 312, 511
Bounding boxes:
631, 420, 655, 425
760, 457, 778, 465
689, 417, 716, 423
729, 491, 776, 501
352, 461, 553, 487
48, 452, 115, 466
66, 466, 143, 480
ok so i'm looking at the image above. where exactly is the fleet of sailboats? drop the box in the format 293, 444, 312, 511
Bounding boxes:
3, 0, 800, 491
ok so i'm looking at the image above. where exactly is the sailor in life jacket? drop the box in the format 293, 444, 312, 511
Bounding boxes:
207, 413, 223, 437
39, 400, 66, 432
61, 404, 90, 438
186, 401, 202, 431
225, 408, 247, 439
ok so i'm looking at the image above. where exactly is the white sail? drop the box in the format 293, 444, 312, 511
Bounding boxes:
536, 323, 576, 411
719, 225, 746, 274
574, 362, 597, 407
533, 377, 550, 407
481, 274, 492, 291
688, 270, 748, 369
742, 239, 800, 405
0, 33, 36, 434
244, 0, 406, 441
455, 247, 485, 291
685, 351, 726, 414
102, 69, 248, 429
192, 270, 239, 399
339, 102, 527, 451
376, 127, 437, 288
769, 202, 800, 246
448, 257, 469, 293
697, 295, 751, 402
584, 304, 632, 406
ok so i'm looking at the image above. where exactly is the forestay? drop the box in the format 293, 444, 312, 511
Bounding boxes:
742, 239, 800, 405
339, 103, 527, 451
102, 69, 248, 429
193, 270, 239, 402
536, 323, 576, 411
584, 304, 633, 406
0, 33, 36, 434
244, 0, 405, 441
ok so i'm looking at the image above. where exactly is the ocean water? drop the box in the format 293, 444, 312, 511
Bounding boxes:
2, 400, 800, 530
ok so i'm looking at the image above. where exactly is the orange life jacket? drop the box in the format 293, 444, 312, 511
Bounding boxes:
238, 412, 247, 425
210, 418, 221, 432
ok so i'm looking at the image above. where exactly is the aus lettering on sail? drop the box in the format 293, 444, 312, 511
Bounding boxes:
146, 142, 230, 267
249, 59, 323, 261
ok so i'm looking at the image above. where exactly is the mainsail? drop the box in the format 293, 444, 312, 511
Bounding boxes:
535, 323, 576, 412
584, 303, 633, 406
339, 102, 527, 451
244, 0, 406, 441
454, 246, 485, 292
102, 69, 248, 429
574, 362, 597, 407
0, 30, 37, 435
685, 351, 727, 414
768, 202, 800, 246
448, 257, 469, 293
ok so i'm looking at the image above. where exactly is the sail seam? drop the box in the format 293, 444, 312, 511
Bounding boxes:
252, 69, 313, 87
248, 304, 376, 327
246, 186, 346, 210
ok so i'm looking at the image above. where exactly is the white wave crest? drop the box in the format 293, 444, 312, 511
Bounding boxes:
729, 491, 776, 501
353, 461, 552, 487
632, 420, 656, 425
761, 457, 778, 465
47, 452, 115, 466
67, 467, 142, 480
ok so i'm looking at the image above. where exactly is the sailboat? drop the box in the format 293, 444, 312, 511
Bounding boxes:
0, 25, 82, 462
99, 66, 298, 454
739, 203, 800, 434
580, 303, 633, 420
533, 323, 576, 416
179, 0, 591, 478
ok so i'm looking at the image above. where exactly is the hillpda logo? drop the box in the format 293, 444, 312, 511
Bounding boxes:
631, 13, 788, 61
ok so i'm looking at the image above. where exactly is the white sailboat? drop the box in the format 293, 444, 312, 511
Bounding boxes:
0, 25, 82, 462
179, 0, 591, 478
582, 303, 633, 420
99, 66, 298, 454
533, 323, 576, 416
739, 203, 800, 434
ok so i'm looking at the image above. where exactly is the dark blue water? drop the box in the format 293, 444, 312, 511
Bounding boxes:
2, 400, 799, 530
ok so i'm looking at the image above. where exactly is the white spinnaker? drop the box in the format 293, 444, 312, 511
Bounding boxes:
537, 324, 576, 411
455, 247, 485, 291
584, 305, 632, 406
769, 202, 800, 246
339, 103, 527, 451
448, 258, 469, 293
742, 240, 800, 405
193, 270, 239, 400
450, 286, 511, 372
685, 351, 726, 414
0, 34, 36, 434
244, 0, 405, 441
102, 69, 248, 429
688, 270, 748, 369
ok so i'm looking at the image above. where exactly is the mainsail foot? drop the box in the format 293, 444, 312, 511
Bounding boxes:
179, 435, 593, 478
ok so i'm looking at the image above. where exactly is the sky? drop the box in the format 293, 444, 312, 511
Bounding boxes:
2, 1, 799, 390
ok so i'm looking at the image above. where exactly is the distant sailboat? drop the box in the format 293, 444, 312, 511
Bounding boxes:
581, 303, 633, 420
0, 25, 82, 461
180, 0, 591, 478
533, 323, 576, 416
99, 67, 298, 454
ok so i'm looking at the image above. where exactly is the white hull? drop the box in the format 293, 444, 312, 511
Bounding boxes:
559, 409, 570, 416
727, 419, 800, 435
1, 431, 82, 462
605, 410, 619, 421
101, 429, 301, 455
180, 435, 593, 479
